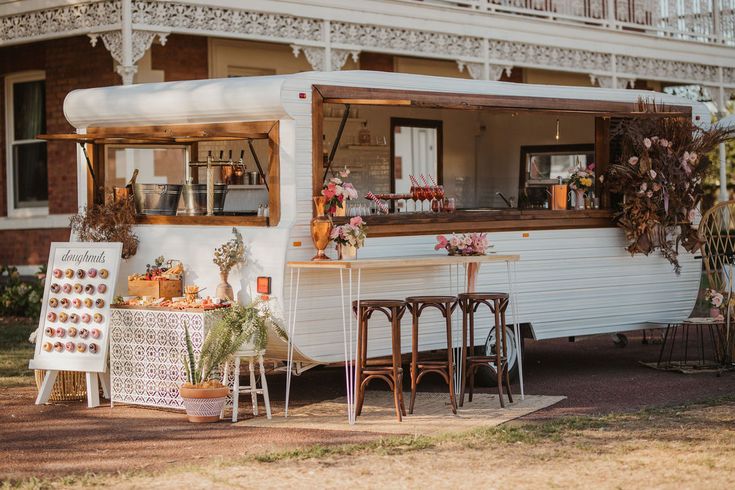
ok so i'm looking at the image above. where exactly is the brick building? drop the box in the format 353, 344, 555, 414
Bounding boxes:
1, 0, 733, 270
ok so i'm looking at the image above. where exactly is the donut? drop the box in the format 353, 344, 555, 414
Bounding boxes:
84, 284, 95, 294
73, 283, 83, 293
46, 312, 57, 322
83, 298, 93, 308
69, 314, 79, 324
89, 343, 99, 354
76, 343, 87, 353
71, 298, 81, 309
91, 328, 102, 339
55, 327, 66, 338
99, 269, 109, 279
76, 269, 85, 279
97, 284, 107, 294
95, 298, 105, 308
64, 268, 74, 278
65, 341, 75, 352
93, 313, 103, 323
67, 326, 77, 337
59, 298, 70, 309
50, 283, 60, 293
62, 284, 72, 294
44, 326, 55, 337
53, 268, 63, 278
79, 328, 89, 339
53, 341, 64, 352
87, 268, 98, 278
48, 298, 58, 308
58, 312, 68, 323
43, 342, 53, 352
81, 314, 91, 324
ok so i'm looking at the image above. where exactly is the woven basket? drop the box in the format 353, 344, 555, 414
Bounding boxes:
34, 370, 87, 401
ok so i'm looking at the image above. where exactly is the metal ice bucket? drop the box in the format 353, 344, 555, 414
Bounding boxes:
181, 183, 228, 215
133, 183, 183, 216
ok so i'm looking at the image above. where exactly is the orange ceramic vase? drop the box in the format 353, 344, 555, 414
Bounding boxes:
311, 196, 333, 260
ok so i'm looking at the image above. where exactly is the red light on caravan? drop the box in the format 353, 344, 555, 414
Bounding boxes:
298, 92, 307, 99
257, 276, 272, 295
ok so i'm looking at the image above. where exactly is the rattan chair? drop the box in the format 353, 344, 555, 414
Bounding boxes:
697, 200, 735, 363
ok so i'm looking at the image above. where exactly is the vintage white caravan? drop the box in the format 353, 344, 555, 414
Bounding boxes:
59, 71, 709, 374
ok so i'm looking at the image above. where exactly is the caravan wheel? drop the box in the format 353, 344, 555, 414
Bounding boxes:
473, 326, 520, 387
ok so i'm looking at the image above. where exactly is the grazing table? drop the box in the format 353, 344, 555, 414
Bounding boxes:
285, 253, 522, 424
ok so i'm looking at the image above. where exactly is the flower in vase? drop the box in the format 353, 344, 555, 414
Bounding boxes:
629, 156, 639, 166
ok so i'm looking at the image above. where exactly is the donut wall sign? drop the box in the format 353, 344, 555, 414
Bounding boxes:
29, 242, 122, 374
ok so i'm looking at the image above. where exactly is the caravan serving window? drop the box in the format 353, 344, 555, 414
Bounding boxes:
313, 85, 692, 237
86, 121, 280, 226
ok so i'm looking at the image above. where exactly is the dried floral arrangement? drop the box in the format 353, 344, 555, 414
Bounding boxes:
69, 196, 139, 259
602, 99, 734, 272
213, 227, 245, 274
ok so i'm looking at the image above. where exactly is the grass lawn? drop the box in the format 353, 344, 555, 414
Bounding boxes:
0, 317, 36, 388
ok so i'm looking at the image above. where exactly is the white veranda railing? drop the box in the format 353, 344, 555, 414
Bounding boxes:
413, 0, 735, 45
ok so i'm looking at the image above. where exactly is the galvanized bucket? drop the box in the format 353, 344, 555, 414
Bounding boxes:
133, 183, 183, 216
180, 183, 228, 215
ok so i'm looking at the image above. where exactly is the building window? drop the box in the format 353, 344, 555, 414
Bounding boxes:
5, 72, 48, 216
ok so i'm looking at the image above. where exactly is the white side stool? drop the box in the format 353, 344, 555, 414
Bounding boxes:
222, 349, 271, 421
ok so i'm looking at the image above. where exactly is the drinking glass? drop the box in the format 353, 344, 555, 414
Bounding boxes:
410, 185, 420, 212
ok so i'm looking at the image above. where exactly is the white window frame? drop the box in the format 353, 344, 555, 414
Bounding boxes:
4, 70, 48, 218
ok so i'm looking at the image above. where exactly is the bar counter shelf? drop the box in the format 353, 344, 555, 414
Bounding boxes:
333, 209, 613, 237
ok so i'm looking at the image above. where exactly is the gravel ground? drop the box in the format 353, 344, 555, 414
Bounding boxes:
2, 330, 733, 482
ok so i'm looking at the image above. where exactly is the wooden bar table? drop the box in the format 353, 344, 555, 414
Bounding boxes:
285, 253, 522, 424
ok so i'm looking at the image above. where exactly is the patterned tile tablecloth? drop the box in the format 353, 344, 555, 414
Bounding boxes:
109, 307, 226, 409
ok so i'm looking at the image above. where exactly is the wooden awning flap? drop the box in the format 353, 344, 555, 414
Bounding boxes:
37, 132, 271, 144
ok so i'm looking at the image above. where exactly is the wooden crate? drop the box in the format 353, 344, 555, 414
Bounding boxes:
128, 279, 182, 298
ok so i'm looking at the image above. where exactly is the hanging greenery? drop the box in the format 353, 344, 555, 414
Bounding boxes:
602, 99, 734, 273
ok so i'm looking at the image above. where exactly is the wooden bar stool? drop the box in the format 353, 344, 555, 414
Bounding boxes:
457, 292, 512, 408
405, 296, 458, 415
352, 299, 407, 421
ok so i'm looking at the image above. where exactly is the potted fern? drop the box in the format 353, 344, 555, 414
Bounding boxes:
179, 300, 286, 422
180, 319, 251, 423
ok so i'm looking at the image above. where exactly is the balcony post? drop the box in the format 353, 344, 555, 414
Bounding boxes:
712, 0, 721, 44
606, 0, 617, 29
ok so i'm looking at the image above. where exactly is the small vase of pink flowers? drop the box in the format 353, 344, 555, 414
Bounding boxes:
705, 288, 725, 320
435, 232, 491, 256
322, 168, 358, 217
331, 216, 368, 260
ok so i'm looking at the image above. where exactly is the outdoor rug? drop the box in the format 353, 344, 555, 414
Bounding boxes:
240, 392, 565, 435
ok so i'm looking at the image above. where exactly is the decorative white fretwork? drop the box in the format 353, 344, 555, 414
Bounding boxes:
132, 1, 323, 42
457, 61, 512, 80
330, 21, 483, 59
291, 45, 359, 71
0, 0, 120, 43
1, 0, 732, 92
88, 30, 168, 83
617, 55, 720, 84
489, 40, 611, 72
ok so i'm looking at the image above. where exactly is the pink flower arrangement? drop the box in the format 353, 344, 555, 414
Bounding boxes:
322, 167, 358, 216
331, 216, 368, 248
435, 233, 491, 256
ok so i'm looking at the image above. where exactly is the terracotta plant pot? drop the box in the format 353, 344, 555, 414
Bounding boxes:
179, 385, 229, 423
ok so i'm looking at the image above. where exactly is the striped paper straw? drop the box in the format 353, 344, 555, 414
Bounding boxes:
366, 191, 389, 214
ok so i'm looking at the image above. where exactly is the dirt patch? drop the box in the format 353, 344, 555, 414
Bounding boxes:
19, 399, 734, 489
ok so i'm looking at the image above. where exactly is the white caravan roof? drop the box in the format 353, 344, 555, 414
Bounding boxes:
63, 70, 710, 129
